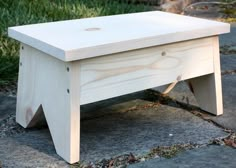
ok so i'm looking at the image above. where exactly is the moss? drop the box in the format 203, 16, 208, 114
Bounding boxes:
219, 0, 236, 22
147, 144, 195, 159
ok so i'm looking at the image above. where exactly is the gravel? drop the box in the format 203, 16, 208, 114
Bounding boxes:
0, 114, 26, 138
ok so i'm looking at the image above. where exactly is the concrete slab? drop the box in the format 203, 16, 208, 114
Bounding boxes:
128, 145, 236, 168
0, 130, 69, 168
221, 55, 236, 71
0, 94, 227, 166
80, 104, 227, 162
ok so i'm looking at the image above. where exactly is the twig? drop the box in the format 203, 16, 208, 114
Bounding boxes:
183, 1, 236, 12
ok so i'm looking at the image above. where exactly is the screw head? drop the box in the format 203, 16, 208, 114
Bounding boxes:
161, 51, 166, 56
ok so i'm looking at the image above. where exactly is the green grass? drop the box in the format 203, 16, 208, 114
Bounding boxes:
0, 0, 151, 87
219, 0, 236, 21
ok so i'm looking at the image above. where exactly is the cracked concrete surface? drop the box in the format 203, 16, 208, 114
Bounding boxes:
129, 145, 236, 168
0, 93, 229, 167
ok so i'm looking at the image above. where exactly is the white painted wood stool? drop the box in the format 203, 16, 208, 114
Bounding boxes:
8, 11, 230, 163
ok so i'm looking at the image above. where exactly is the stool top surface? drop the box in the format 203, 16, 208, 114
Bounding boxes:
8, 11, 230, 62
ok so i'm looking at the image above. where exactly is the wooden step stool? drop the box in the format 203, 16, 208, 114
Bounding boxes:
8, 11, 230, 163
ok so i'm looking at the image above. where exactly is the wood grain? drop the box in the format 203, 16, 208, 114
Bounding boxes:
16, 44, 80, 163
80, 37, 215, 105
8, 11, 230, 61
188, 36, 223, 115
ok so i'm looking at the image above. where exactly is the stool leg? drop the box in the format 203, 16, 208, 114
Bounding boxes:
188, 73, 223, 115
187, 36, 223, 116
43, 61, 81, 163
16, 44, 81, 163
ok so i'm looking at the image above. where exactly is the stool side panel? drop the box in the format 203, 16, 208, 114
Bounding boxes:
16, 44, 80, 163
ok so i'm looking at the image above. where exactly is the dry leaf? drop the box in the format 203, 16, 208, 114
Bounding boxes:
204, 6, 209, 10
224, 138, 236, 148
108, 159, 114, 168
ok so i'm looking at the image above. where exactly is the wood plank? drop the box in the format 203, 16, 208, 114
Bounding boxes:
16, 44, 80, 163
80, 37, 215, 105
188, 36, 223, 115
8, 11, 230, 61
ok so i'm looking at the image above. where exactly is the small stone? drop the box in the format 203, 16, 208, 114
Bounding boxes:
154, 155, 160, 159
